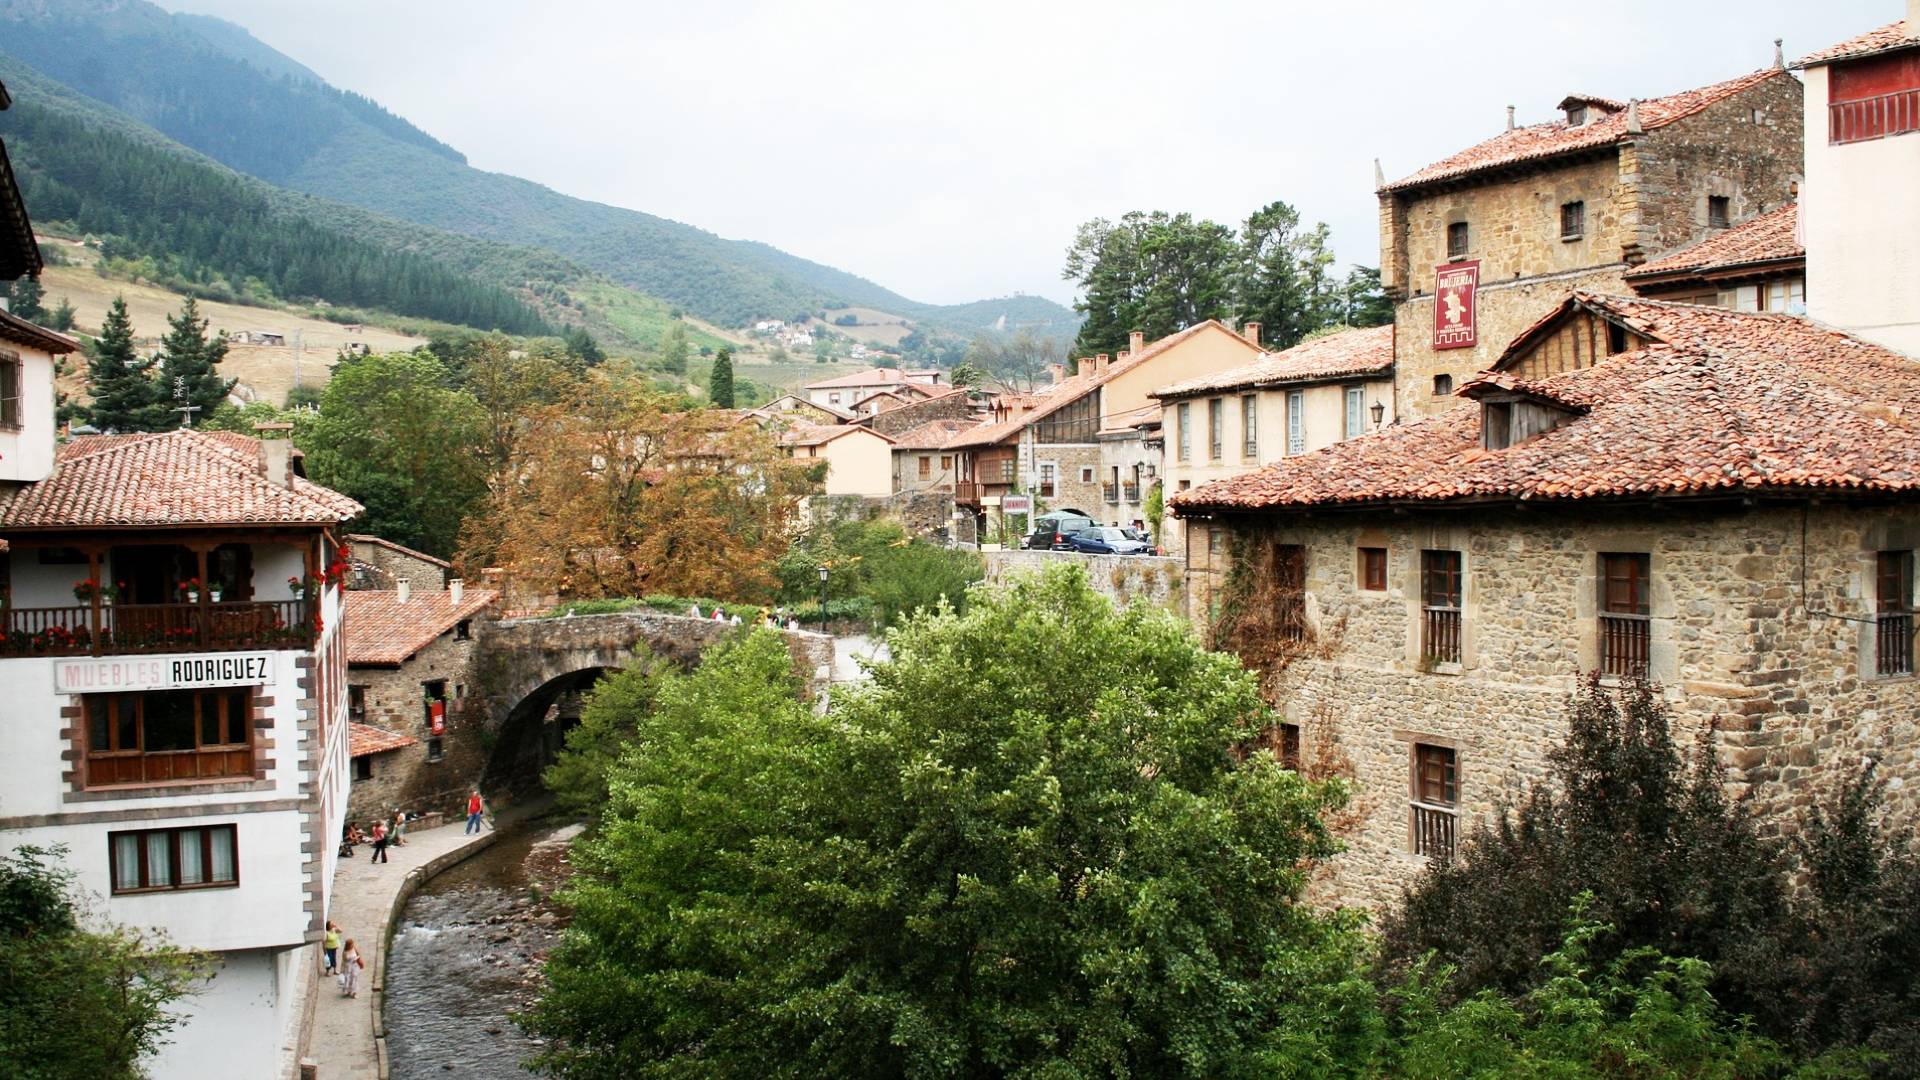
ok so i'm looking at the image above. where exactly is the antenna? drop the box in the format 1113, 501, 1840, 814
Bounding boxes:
292, 328, 304, 393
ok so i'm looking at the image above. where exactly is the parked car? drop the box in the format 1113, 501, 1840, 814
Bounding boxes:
1067, 526, 1152, 556
1021, 512, 1096, 550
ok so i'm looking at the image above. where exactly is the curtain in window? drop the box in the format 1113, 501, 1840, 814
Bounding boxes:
177, 828, 205, 885
145, 832, 173, 887
113, 834, 142, 891
209, 827, 237, 883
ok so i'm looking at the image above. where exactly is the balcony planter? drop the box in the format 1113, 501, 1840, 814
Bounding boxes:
209, 588, 224, 604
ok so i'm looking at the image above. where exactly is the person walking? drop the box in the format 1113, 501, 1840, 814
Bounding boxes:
466, 790, 485, 834
390, 809, 407, 847
369, 820, 389, 864
338, 938, 364, 998
322, 921, 341, 976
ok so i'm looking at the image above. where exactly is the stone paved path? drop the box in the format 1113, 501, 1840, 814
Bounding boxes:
308, 819, 497, 1079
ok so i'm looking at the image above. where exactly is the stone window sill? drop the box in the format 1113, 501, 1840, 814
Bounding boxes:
1421, 660, 1464, 677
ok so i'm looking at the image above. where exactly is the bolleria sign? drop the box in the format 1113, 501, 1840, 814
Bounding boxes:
1432, 260, 1480, 350
54, 651, 275, 695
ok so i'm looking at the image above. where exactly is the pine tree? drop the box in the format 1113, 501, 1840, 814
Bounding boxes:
708, 346, 735, 408
85, 296, 166, 432
7, 277, 46, 323
156, 298, 234, 425
47, 296, 77, 332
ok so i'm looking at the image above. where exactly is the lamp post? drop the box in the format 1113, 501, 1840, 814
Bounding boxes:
816, 564, 830, 634
1370, 400, 1386, 431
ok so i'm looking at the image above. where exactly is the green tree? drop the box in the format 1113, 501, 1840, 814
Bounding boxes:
1144, 480, 1165, 546
707, 346, 735, 408
564, 326, 606, 367
1341, 266, 1392, 328
543, 653, 670, 822
300, 350, 487, 556
811, 337, 832, 364
47, 296, 77, 332
8, 276, 46, 323
526, 565, 1369, 1077
0, 846, 210, 1079
83, 296, 166, 432
946, 360, 984, 389
1064, 211, 1237, 356
1234, 200, 1341, 350
659, 321, 689, 376
155, 298, 234, 424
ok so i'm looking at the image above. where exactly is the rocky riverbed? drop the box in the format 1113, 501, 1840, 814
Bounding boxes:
384, 821, 579, 1078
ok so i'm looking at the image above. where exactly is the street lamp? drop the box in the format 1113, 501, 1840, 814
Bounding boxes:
816, 564, 830, 634
1370, 400, 1386, 431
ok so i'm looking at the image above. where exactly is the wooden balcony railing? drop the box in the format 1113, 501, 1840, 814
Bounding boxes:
1599, 613, 1650, 678
0, 600, 313, 657
1422, 606, 1461, 665
1877, 612, 1914, 677
955, 480, 982, 506
87, 747, 254, 787
1830, 89, 1920, 145
1412, 801, 1457, 859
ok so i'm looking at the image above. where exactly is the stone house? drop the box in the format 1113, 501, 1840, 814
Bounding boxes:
346, 532, 450, 590
1379, 66, 1804, 422
1623, 202, 1805, 309
948, 320, 1264, 542
1173, 295, 1920, 908
748, 393, 853, 425
343, 579, 498, 824
890, 418, 979, 495
1151, 325, 1396, 561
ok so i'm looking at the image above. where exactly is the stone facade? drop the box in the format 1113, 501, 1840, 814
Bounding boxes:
347, 535, 450, 592
1384, 74, 1803, 420
987, 550, 1186, 612
1195, 500, 1920, 909
346, 622, 480, 825
866, 391, 973, 438
1022, 435, 1106, 520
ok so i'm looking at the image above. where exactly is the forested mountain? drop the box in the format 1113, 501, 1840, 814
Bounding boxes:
0, 0, 1079, 338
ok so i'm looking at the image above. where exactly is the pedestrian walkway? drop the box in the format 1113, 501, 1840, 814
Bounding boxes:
307, 818, 497, 1079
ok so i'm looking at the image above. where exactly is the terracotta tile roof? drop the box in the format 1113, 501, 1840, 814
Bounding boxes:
344, 586, 498, 665
889, 418, 981, 450
0, 430, 361, 530
1795, 21, 1919, 67
349, 722, 418, 758
1152, 325, 1394, 399
949, 321, 1250, 448
778, 423, 894, 448
1383, 69, 1789, 193
1627, 204, 1803, 279
348, 533, 452, 570
1176, 300, 1920, 514
804, 366, 915, 390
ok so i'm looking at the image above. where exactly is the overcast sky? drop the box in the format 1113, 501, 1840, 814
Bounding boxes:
158, 0, 1888, 308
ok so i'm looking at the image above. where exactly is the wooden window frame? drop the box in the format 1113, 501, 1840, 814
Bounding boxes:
1276, 722, 1302, 771
84, 689, 256, 789
1598, 552, 1652, 678
1707, 195, 1731, 230
1286, 390, 1305, 455
1176, 402, 1191, 461
0, 349, 19, 429
1207, 398, 1224, 460
1876, 550, 1915, 677
918, 456, 931, 479
1411, 743, 1458, 858
352, 756, 374, 782
108, 823, 239, 895
1446, 221, 1470, 260
1359, 546, 1387, 592
1433, 373, 1454, 397
1560, 200, 1585, 241
1420, 550, 1463, 664
1241, 395, 1258, 458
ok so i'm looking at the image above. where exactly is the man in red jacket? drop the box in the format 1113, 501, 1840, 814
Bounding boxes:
466, 790, 486, 834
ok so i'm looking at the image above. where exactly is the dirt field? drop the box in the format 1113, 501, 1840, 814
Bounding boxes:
804, 307, 913, 347
37, 248, 425, 407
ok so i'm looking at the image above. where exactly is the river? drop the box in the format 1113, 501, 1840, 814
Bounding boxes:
384, 820, 579, 1078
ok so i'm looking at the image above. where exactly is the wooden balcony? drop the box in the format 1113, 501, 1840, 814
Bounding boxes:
955, 480, 982, 506
1412, 801, 1457, 859
1598, 613, 1650, 678
1830, 89, 1920, 146
0, 600, 314, 657
1877, 612, 1914, 677
1422, 606, 1461, 665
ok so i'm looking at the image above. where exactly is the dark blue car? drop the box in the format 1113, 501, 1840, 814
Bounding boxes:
1067, 526, 1151, 556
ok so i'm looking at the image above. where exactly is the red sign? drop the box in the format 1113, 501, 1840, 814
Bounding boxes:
429, 699, 446, 736
1432, 260, 1480, 350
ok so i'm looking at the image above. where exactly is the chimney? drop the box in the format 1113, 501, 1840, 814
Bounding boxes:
1048, 362, 1065, 384
1241, 321, 1262, 346
1625, 98, 1643, 135
1129, 330, 1145, 356
1773, 37, 1785, 70
1505, 105, 1515, 131
1093, 353, 1108, 373
1373, 157, 1385, 189
397, 578, 411, 604
1077, 357, 1095, 377
450, 578, 465, 606
254, 422, 295, 488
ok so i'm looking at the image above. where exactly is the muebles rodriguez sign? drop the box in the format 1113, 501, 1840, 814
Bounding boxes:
55, 652, 275, 694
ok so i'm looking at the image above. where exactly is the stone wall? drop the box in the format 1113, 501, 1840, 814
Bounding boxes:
1022, 439, 1106, 520
1199, 501, 1920, 909
987, 550, 1186, 612
866, 392, 973, 437
1629, 73, 1804, 263
346, 628, 479, 824
810, 490, 969, 541
347, 537, 449, 592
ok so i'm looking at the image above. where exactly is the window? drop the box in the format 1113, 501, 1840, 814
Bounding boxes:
1566, 104, 1588, 126
1707, 195, 1730, 229
85, 689, 254, 787
940, 455, 952, 471
109, 824, 237, 894
1433, 373, 1454, 397
1241, 395, 1258, 457
427, 737, 444, 763
1038, 463, 1056, 498
1560, 200, 1585, 240
1482, 401, 1513, 450
1421, 550, 1462, 664
1274, 544, 1307, 641
1877, 550, 1914, 677
1176, 402, 1191, 461
1359, 547, 1387, 592
0, 350, 18, 428
353, 756, 374, 781
1344, 386, 1366, 440
1411, 744, 1458, 858
1275, 723, 1302, 771
828, 392, 841, 405
1598, 553, 1652, 678
455, 619, 472, 641
348, 685, 367, 722
1607, 322, 1629, 355
1286, 390, 1305, 455
1207, 398, 1224, 459
918, 456, 931, 479
1080, 466, 1094, 484
1446, 221, 1469, 259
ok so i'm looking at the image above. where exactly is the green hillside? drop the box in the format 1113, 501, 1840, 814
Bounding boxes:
0, 0, 1081, 339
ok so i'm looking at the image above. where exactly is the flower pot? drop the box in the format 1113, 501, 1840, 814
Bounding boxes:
209, 590, 223, 604
186, 591, 200, 604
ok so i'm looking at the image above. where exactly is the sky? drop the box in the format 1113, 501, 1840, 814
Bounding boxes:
158, 0, 1891, 309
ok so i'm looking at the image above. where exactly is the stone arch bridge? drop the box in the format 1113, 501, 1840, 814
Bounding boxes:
459, 611, 837, 790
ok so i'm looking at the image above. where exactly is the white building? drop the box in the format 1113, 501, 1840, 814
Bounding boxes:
1797, 5, 1920, 355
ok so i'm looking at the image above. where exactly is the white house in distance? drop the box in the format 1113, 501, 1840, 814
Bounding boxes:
802, 366, 944, 411
1796, 4, 1920, 355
